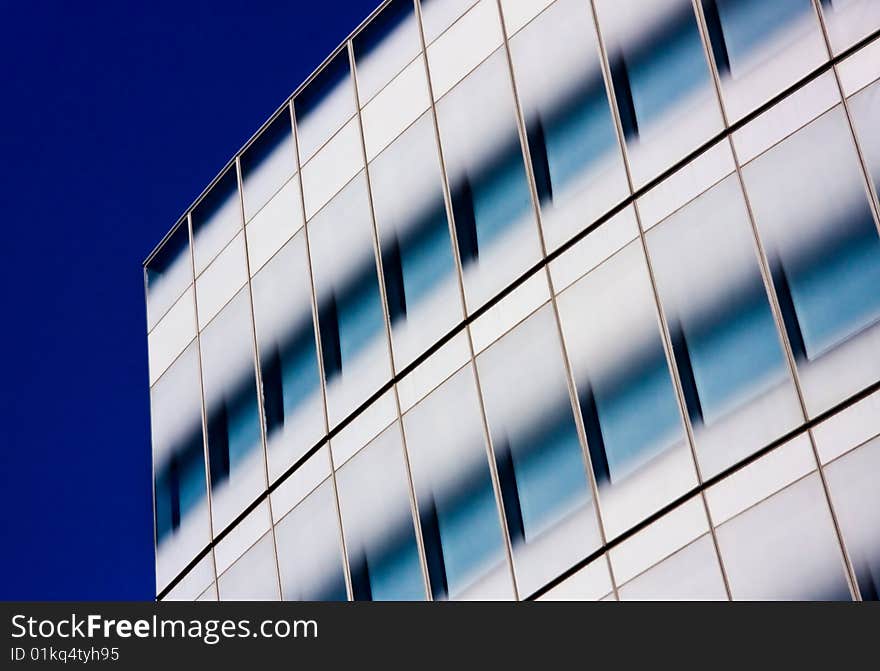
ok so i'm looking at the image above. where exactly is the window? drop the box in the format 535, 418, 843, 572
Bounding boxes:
742, 107, 880, 417
593, 0, 724, 186
200, 288, 265, 533
369, 112, 462, 371
335, 424, 426, 600
307, 174, 392, 427
151, 341, 211, 592
556, 241, 695, 538
645, 175, 802, 477
402, 365, 513, 599
251, 232, 324, 482
508, 0, 628, 252
274, 478, 349, 601
434, 49, 542, 312
476, 304, 598, 596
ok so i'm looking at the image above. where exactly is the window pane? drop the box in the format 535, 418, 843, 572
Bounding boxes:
823, 437, 880, 600
700, 0, 826, 121
715, 472, 851, 600
434, 49, 542, 313
820, 0, 880, 54
200, 288, 265, 533
508, 0, 629, 252
369, 112, 462, 371
556, 241, 695, 538
645, 175, 802, 477
294, 49, 357, 164
353, 0, 421, 104
335, 424, 426, 600
217, 531, 280, 601
146, 223, 192, 331
742, 107, 880, 417
274, 478, 349, 601
308, 173, 392, 427
618, 533, 727, 600
402, 365, 513, 600
251, 232, 324, 482
241, 109, 297, 222
151, 341, 210, 592
476, 304, 598, 596
593, 0, 724, 186
191, 167, 243, 274
420, 0, 478, 44
848, 78, 880, 199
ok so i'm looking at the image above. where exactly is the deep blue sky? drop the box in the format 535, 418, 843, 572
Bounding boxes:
0, 0, 376, 600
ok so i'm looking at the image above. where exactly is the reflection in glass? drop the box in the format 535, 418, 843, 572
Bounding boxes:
700, 0, 826, 121
646, 176, 802, 477
274, 478, 349, 601
508, 0, 628, 252
824, 437, 880, 601
151, 342, 211, 591
593, 0, 723, 186
419, 0, 478, 44
200, 288, 265, 533
476, 305, 598, 596
251, 232, 324, 482
742, 108, 880, 417
217, 532, 280, 601
369, 113, 462, 371
820, 0, 880, 53
716, 473, 851, 600
335, 425, 426, 600
848, 78, 880, 199
434, 49, 542, 312
308, 174, 392, 426
294, 49, 356, 164
241, 109, 297, 222
618, 534, 727, 600
145, 223, 192, 331
556, 242, 695, 538
354, 0, 420, 104
403, 365, 513, 600
191, 167, 243, 274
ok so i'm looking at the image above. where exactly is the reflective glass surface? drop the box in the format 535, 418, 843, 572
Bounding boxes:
508, 0, 628, 252
824, 437, 880, 600
151, 342, 210, 591
294, 49, 357, 164
191, 167, 243, 275
335, 424, 426, 600
556, 241, 694, 538
369, 112, 462, 371
274, 478, 349, 601
476, 305, 598, 596
593, 0, 724, 187
145, 223, 193, 331
241, 109, 297, 222
742, 107, 880, 417
646, 175, 802, 477
701, 0, 826, 121
307, 173, 392, 426
251, 232, 324, 482
354, 0, 421, 104
200, 288, 265, 533
715, 473, 851, 600
434, 49, 542, 312
402, 365, 513, 600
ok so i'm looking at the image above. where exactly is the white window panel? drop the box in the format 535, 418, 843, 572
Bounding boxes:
148, 287, 196, 386
196, 232, 248, 331
427, 0, 503, 100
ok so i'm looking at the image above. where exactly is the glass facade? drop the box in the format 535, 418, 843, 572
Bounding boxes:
146, 0, 880, 601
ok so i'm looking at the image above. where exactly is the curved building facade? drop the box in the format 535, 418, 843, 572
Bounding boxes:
145, 0, 880, 601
